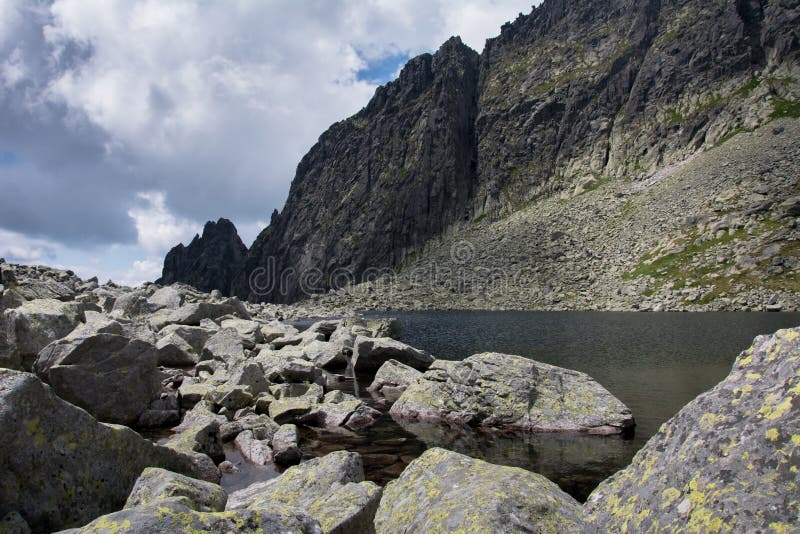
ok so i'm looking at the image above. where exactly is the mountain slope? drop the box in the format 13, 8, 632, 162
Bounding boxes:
162, 0, 800, 307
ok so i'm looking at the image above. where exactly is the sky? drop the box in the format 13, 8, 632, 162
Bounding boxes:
0, 0, 532, 286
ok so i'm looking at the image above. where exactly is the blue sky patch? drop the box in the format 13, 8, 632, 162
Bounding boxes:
0, 150, 18, 166
356, 51, 411, 84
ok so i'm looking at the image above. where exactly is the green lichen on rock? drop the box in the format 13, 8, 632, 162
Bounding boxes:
124, 468, 227, 513
390, 353, 634, 433
584, 327, 800, 532
374, 447, 582, 533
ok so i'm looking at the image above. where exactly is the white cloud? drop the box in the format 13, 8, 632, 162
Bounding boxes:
0, 228, 59, 263
127, 191, 199, 257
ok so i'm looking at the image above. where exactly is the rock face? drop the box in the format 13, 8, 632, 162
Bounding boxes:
152, 0, 800, 305
34, 333, 161, 425
584, 326, 800, 532
0, 370, 202, 533
374, 447, 583, 533
390, 353, 634, 433
157, 218, 247, 295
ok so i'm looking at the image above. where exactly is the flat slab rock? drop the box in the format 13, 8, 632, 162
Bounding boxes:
374, 447, 582, 533
390, 352, 634, 433
584, 327, 800, 532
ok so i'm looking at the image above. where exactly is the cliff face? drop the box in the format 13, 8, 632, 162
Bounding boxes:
167, 0, 799, 303
158, 218, 247, 294
232, 37, 480, 302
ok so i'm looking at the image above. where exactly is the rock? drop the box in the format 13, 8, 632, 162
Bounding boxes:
374, 447, 582, 533
234, 429, 272, 465
147, 286, 183, 310
390, 353, 634, 433
0, 512, 30, 534
227, 361, 270, 396
311, 393, 382, 430
272, 424, 301, 466
155, 332, 199, 367
269, 397, 314, 425
35, 333, 161, 425
0, 370, 204, 532
163, 405, 225, 483
214, 387, 254, 412
260, 322, 299, 343
148, 301, 249, 331
304, 339, 348, 369
157, 218, 248, 295
124, 467, 227, 512
201, 327, 246, 362
779, 196, 800, 217
585, 327, 800, 532
281, 358, 322, 382
353, 336, 434, 373
1, 299, 84, 370
219, 317, 264, 348
32, 312, 123, 374
65, 496, 322, 533
110, 292, 152, 318
368, 359, 423, 402
227, 451, 381, 533
157, 324, 216, 354
219, 413, 278, 442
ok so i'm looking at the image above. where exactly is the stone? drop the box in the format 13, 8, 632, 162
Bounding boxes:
110, 292, 152, 318
2, 299, 84, 370
124, 467, 227, 512
353, 336, 434, 373
0, 512, 30, 534
234, 429, 272, 465
227, 451, 381, 533
163, 405, 225, 483
201, 327, 246, 362
304, 339, 348, 369
219, 414, 278, 442
390, 353, 634, 433
374, 447, 582, 533
147, 286, 183, 310
155, 332, 199, 367
157, 324, 217, 354
36, 333, 161, 426
0, 370, 204, 533
220, 317, 264, 348
148, 301, 249, 331
227, 361, 270, 396
260, 322, 299, 343
368, 359, 423, 402
269, 398, 314, 425
584, 327, 800, 532
272, 424, 301, 466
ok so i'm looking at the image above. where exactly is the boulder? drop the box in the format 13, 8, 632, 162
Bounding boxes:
157, 324, 216, 354
259, 321, 299, 343
155, 332, 199, 367
584, 327, 800, 532
201, 328, 246, 362
35, 333, 161, 425
219, 413, 278, 442
146, 286, 183, 310
0, 370, 204, 533
110, 292, 152, 318
304, 339, 348, 369
1, 299, 84, 370
227, 451, 381, 533
390, 353, 634, 433
272, 424, 301, 466
374, 447, 582, 533
368, 359, 422, 402
163, 405, 225, 483
0, 512, 30, 534
353, 336, 434, 373
148, 301, 249, 331
64, 496, 321, 533
234, 429, 272, 465
32, 312, 123, 375
219, 317, 264, 348
124, 468, 227, 512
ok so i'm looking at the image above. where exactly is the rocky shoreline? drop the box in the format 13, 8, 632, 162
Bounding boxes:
1, 260, 799, 532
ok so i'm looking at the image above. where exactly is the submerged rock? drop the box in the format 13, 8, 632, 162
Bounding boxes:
374, 447, 582, 533
584, 327, 800, 532
0, 370, 202, 533
227, 450, 381, 533
390, 353, 634, 433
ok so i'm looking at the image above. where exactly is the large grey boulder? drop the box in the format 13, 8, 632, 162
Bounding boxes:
304, 339, 348, 369
146, 286, 183, 310
1, 299, 84, 370
157, 324, 217, 353
584, 327, 800, 532
163, 404, 225, 483
390, 353, 634, 434
374, 447, 582, 533
124, 468, 227, 512
219, 317, 264, 348
368, 359, 422, 402
0, 370, 203, 533
32, 312, 123, 375
353, 336, 434, 373
227, 451, 381, 533
34, 333, 161, 426
148, 300, 249, 331
154, 332, 199, 367
201, 327, 246, 362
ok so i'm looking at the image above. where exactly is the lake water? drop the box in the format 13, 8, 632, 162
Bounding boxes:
229, 311, 800, 501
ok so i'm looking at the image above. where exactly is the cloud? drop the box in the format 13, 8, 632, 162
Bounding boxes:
127, 191, 198, 257
0, 0, 531, 280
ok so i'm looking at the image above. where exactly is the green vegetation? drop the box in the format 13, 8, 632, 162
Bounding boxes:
471, 213, 489, 225
714, 127, 752, 147
576, 175, 614, 195
770, 98, 800, 119
734, 76, 761, 99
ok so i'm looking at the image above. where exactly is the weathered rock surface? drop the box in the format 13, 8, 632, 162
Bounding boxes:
157, 218, 248, 295
0, 370, 202, 533
228, 451, 381, 533
374, 447, 582, 533
124, 467, 227, 512
33, 333, 161, 425
368, 359, 422, 402
391, 353, 634, 433
584, 327, 800, 532
353, 336, 434, 373
1, 299, 84, 370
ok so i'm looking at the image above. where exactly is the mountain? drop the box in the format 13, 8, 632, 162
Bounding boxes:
161, 0, 800, 308
157, 218, 247, 294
